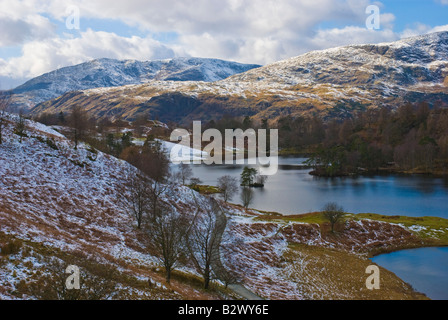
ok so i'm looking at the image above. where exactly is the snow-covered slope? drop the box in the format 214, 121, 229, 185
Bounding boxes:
0, 117, 436, 300
12, 57, 261, 107
0, 115, 222, 299
226, 31, 448, 88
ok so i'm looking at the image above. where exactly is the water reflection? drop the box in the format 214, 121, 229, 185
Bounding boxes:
183, 157, 448, 218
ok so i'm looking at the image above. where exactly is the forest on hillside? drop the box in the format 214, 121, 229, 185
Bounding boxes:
31, 100, 448, 177
201, 103, 448, 176
277, 103, 448, 176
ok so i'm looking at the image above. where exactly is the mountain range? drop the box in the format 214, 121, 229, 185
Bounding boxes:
12, 57, 261, 107
15, 31, 448, 124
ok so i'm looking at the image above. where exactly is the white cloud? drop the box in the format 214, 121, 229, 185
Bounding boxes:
309, 26, 398, 50
34, 0, 372, 39
400, 23, 448, 39
431, 24, 448, 32
175, 1, 397, 64
0, 29, 180, 80
0, 0, 447, 86
0, 0, 56, 46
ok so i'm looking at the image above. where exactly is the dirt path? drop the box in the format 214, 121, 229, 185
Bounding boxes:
211, 199, 265, 301
227, 284, 265, 301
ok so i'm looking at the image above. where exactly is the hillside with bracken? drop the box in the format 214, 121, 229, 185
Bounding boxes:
0, 114, 229, 300
1, 116, 444, 300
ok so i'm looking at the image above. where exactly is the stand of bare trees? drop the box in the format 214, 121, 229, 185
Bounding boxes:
186, 198, 225, 289
0, 91, 11, 145
217, 175, 239, 202
123, 167, 187, 283
145, 203, 190, 283
67, 105, 90, 150
121, 150, 237, 289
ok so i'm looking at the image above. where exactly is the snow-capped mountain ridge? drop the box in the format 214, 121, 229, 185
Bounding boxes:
12, 57, 261, 107
225, 31, 448, 87
31, 32, 448, 123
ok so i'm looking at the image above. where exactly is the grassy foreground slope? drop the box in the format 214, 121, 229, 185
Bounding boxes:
1, 116, 444, 300
219, 208, 448, 300
0, 116, 233, 300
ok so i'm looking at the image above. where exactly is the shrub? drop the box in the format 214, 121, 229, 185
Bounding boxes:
322, 202, 346, 233
35, 136, 58, 150
0, 240, 22, 256
19, 256, 120, 300
45, 138, 58, 150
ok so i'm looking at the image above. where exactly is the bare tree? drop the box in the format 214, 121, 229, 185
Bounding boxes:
14, 108, 27, 143
240, 187, 254, 209
0, 91, 11, 145
213, 263, 242, 289
254, 174, 268, 186
217, 175, 239, 202
147, 180, 170, 219
322, 202, 346, 233
189, 177, 202, 189
122, 168, 151, 229
174, 163, 193, 185
67, 105, 89, 149
186, 198, 224, 289
146, 204, 189, 283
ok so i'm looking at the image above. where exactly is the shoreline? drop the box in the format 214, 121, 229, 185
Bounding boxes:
309, 168, 448, 178
234, 206, 448, 258
277, 150, 448, 177
220, 203, 442, 300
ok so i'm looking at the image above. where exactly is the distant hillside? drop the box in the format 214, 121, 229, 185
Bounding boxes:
12, 57, 261, 108
31, 32, 448, 124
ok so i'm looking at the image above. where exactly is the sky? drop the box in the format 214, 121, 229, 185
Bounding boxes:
0, 0, 447, 89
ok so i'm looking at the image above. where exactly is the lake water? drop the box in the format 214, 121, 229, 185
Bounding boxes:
185, 156, 448, 218
178, 156, 448, 300
371, 247, 448, 300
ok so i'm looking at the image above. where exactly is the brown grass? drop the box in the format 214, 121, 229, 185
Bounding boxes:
223, 211, 440, 300
282, 244, 429, 300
